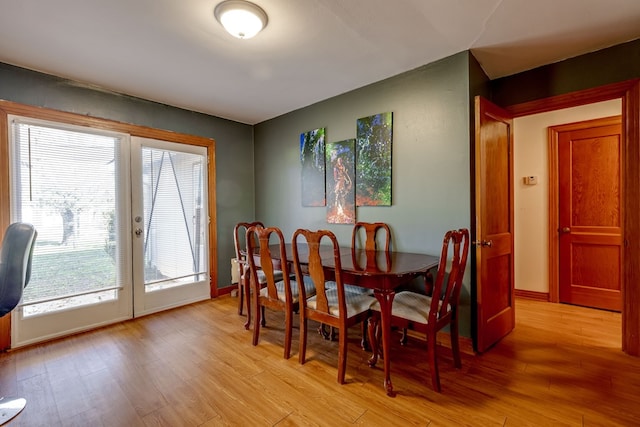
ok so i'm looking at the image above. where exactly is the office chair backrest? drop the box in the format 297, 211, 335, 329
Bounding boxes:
0, 222, 37, 318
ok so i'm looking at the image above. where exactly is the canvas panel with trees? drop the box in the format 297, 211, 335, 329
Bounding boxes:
300, 127, 326, 207
326, 139, 356, 224
356, 112, 392, 206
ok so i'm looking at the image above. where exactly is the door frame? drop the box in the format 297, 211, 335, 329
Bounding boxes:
505, 78, 640, 356
0, 100, 218, 350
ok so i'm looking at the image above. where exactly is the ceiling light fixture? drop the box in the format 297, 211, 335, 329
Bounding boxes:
214, 0, 268, 40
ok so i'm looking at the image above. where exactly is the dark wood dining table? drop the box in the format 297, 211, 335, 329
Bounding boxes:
244, 243, 439, 396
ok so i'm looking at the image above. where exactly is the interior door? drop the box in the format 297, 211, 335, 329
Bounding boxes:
474, 96, 515, 353
130, 137, 210, 316
556, 117, 622, 311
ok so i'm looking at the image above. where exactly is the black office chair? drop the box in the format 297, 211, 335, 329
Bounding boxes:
0, 222, 37, 425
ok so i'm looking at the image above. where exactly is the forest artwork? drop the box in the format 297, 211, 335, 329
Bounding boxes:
326, 139, 356, 224
356, 112, 392, 206
300, 128, 326, 206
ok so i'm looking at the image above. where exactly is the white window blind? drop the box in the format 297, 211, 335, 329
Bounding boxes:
11, 120, 126, 315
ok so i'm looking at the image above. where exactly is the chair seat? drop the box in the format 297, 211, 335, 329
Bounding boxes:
259, 275, 316, 304
245, 269, 285, 291
307, 289, 376, 317
326, 281, 373, 295
370, 291, 450, 324
256, 269, 283, 284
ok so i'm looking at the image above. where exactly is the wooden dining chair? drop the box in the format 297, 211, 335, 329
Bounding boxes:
292, 228, 377, 384
245, 225, 315, 359
367, 228, 470, 392
347, 221, 392, 294
351, 221, 391, 253
234, 221, 282, 317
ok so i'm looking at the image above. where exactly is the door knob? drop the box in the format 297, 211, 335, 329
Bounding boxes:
135, 228, 143, 237
473, 240, 493, 247
560, 227, 571, 234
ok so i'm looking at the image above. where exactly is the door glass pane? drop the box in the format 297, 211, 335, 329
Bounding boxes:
141, 147, 207, 292
11, 121, 124, 316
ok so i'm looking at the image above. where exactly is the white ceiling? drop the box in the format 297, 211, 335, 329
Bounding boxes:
1, 0, 639, 125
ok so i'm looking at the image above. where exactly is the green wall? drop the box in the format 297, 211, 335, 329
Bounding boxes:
0, 62, 253, 289
490, 38, 640, 106
253, 52, 476, 337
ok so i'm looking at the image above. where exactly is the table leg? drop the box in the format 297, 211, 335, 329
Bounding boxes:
373, 289, 395, 396
243, 266, 251, 330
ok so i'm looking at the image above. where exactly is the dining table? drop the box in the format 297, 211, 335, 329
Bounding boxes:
244, 242, 439, 396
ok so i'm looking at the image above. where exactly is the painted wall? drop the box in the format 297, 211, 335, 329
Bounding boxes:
514, 100, 621, 293
253, 52, 475, 336
0, 62, 253, 289
491, 39, 640, 106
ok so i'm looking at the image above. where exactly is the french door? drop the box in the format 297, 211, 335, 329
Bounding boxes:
8, 117, 209, 347
131, 136, 210, 316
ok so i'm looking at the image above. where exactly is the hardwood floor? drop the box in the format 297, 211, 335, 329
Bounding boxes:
1, 296, 639, 426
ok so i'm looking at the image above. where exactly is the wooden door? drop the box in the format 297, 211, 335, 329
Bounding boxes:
555, 117, 622, 311
474, 97, 515, 353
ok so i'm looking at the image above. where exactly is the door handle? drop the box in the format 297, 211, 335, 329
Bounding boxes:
135, 228, 143, 237
559, 227, 571, 234
473, 240, 493, 247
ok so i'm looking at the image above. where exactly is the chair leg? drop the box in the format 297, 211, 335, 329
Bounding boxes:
360, 320, 369, 351
252, 299, 261, 347
367, 315, 380, 368
450, 318, 462, 369
318, 323, 331, 340
238, 282, 244, 315
337, 326, 347, 384
299, 315, 308, 365
284, 309, 292, 359
427, 332, 441, 392
400, 328, 408, 345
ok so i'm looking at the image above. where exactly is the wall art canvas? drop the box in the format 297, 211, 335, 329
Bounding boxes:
356, 112, 393, 206
326, 139, 356, 224
300, 127, 326, 206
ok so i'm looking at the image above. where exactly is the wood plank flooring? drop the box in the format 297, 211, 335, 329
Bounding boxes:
1, 296, 639, 426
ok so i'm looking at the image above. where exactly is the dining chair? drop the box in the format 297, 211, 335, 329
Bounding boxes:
245, 225, 315, 359
346, 221, 392, 294
351, 221, 391, 253
367, 228, 470, 392
234, 221, 262, 316
292, 228, 377, 384
234, 221, 285, 317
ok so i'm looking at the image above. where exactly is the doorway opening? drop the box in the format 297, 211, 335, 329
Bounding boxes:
507, 80, 640, 355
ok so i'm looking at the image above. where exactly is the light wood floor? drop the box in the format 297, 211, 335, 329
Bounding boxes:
1, 296, 639, 426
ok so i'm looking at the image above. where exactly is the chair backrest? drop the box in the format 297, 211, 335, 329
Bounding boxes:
428, 228, 470, 323
245, 225, 289, 301
292, 229, 344, 316
233, 221, 264, 277
0, 222, 37, 318
351, 222, 391, 253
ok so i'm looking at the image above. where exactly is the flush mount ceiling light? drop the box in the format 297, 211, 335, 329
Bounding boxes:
214, 0, 268, 39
